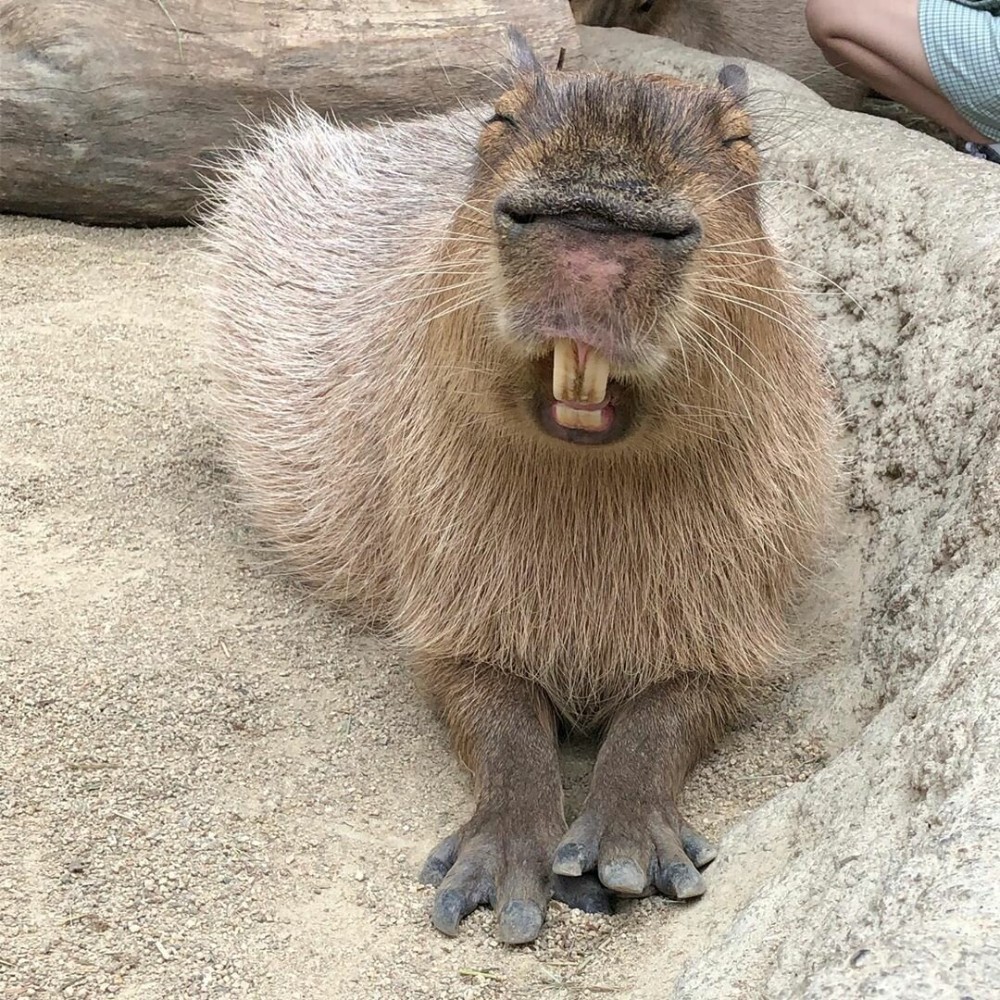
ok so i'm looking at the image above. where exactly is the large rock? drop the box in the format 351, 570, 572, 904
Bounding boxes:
584, 27, 1000, 998
0, 0, 578, 225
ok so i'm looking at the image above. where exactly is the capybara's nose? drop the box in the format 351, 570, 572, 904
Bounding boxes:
554, 210, 702, 251
495, 192, 702, 253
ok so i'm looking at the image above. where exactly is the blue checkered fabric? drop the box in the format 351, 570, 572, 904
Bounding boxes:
919, 0, 1000, 140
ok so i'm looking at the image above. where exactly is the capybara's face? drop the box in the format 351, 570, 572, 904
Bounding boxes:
467, 64, 761, 448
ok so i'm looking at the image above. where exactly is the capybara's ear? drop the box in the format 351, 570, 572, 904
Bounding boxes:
717, 63, 749, 102
503, 25, 544, 79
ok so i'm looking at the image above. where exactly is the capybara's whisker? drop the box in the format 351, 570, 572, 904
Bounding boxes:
695, 281, 816, 347
670, 302, 755, 417
702, 250, 869, 314
708, 177, 867, 230
700, 272, 848, 299
679, 294, 784, 395
704, 235, 774, 251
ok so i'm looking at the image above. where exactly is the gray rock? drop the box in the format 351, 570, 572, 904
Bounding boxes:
585, 27, 1000, 1000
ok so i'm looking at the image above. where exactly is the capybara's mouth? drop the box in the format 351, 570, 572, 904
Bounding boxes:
532, 339, 631, 446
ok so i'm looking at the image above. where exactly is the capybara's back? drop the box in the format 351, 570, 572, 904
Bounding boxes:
204, 30, 836, 946
204, 111, 486, 619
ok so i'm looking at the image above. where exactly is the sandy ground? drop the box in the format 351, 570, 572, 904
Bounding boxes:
4, 30, 1000, 1000
1, 213, 854, 997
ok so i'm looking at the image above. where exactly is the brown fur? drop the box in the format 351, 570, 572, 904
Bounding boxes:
572, 0, 869, 110
202, 32, 837, 941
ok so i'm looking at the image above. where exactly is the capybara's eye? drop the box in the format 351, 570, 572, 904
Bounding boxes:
722, 133, 753, 147
637, 0, 655, 11
485, 111, 518, 130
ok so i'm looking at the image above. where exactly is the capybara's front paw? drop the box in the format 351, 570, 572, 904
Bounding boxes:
552, 795, 717, 901
420, 812, 610, 944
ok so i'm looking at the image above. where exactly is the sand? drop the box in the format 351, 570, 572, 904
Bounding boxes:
3, 30, 999, 1000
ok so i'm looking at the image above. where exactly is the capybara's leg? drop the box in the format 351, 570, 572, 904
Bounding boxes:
553, 675, 727, 899
419, 660, 609, 943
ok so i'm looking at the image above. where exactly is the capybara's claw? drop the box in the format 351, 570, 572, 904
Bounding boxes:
421, 816, 611, 943
496, 899, 544, 945
421, 821, 551, 944
655, 860, 706, 900
552, 812, 600, 877
679, 821, 718, 868
432, 881, 489, 937
419, 832, 460, 887
599, 857, 648, 896
554, 802, 715, 901
552, 873, 612, 915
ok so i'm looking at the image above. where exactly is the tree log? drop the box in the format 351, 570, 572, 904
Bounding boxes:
0, 1, 579, 225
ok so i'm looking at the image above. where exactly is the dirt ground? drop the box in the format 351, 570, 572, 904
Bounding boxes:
1, 202, 859, 999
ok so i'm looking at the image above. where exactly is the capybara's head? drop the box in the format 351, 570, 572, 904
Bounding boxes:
460, 28, 763, 449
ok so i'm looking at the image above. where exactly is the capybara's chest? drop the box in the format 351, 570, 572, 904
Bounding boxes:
385, 444, 782, 719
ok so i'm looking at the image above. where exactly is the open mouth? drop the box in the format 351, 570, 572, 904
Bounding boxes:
533, 339, 630, 446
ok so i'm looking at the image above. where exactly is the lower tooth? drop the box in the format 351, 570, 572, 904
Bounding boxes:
554, 404, 606, 431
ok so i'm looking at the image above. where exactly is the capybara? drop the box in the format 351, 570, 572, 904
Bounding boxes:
203, 28, 836, 944
571, 0, 868, 109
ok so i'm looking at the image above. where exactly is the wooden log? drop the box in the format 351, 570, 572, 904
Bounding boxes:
0, 1, 579, 226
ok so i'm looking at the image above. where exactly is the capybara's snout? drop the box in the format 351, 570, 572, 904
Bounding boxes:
492, 185, 700, 371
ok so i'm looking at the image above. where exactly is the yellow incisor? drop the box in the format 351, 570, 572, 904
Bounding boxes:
552, 338, 610, 431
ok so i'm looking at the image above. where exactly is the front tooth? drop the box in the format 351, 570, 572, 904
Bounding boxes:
554, 404, 606, 431
580, 351, 610, 404
552, 338, 577, 402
